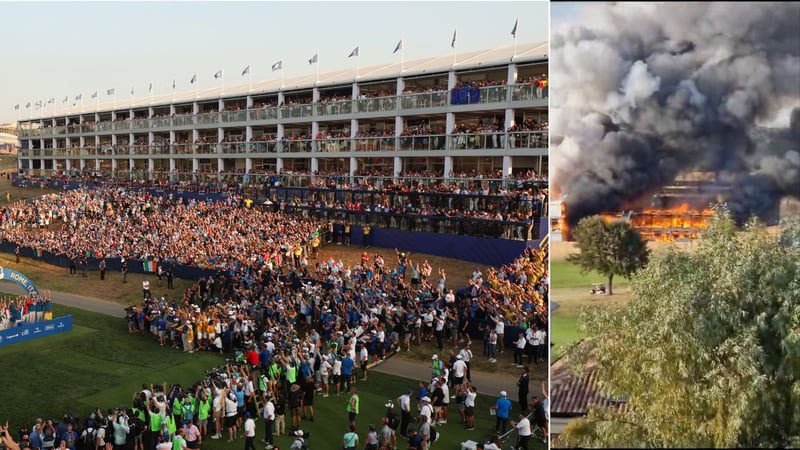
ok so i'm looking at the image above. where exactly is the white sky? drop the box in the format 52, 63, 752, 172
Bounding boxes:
1, 0, 549, 124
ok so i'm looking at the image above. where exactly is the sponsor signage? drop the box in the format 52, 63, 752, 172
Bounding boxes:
0, 315, 72, 348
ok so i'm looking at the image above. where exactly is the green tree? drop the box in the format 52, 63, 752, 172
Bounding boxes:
559, 210, 800, 448
566, 216, 650, 295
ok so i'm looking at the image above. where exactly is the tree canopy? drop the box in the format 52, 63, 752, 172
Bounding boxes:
566, 216, 650, 294
559, 210, 800, 448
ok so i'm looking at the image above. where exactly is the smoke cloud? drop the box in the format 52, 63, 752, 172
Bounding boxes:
552, 2, 800, 226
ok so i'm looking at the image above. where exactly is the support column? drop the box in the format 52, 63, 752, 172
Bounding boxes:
245, 158, 252, 173
111, 159, 116, 171
148, 158, 154, 172
349, 157, 357, 178
79, 159, 85, 170
393, 156, 401, 178
310, 157, 319, 173
502, 155, 513, 178
444, 156, 453, 179
276, 158, 283, 173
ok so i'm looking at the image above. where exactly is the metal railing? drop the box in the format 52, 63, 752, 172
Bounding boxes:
397, 134, 447, 151
353, 136, 396, 152
314, 100, 353, 116
400, 91, 449, 109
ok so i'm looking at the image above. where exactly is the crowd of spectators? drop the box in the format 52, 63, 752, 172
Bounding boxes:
0, 169, 548, 449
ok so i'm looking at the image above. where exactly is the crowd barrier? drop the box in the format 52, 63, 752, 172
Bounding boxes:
0, 315, 72, 348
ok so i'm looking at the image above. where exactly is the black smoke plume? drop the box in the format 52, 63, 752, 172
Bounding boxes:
551, 2, 800, 226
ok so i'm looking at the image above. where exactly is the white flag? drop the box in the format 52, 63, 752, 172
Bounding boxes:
308, 53, 318, 65
272, 61, 282, 71
214, 70, 223, 79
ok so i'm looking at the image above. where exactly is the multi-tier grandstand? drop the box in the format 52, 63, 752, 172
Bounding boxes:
15, 43, 547, 186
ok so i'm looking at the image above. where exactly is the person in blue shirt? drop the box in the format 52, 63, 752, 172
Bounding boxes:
494, 391, 512, 435
341, 353, 355, 392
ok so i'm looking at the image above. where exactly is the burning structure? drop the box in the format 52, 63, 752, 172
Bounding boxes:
551, 2, 800, 239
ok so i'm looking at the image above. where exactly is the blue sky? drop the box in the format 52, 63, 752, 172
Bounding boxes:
1, 1, 549, 124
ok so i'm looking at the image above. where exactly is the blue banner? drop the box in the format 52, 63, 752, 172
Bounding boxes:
0, 315, 72, 348
0, 267, 41, 297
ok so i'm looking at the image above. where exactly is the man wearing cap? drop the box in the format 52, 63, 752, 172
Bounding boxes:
289, 430, 305, 450
397, 389, 413, 438
239, 411, 256, 450
430, 354, 442, 378
452, 354, 467, 397
406, 427, 422, 450
517, 366, 530, 413
494, 391, 512, 435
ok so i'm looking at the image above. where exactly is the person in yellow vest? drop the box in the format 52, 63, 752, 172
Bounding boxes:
293, 243, 302, 268
344, 223, 351, 246
362, 224, 370, 248
346, 387, 360, 428
311, 235, 320, 258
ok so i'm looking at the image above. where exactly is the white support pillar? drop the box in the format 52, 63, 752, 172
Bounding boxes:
276, 158, 283, 173
217, 158, 224, 174
502, 155, 513, 178
79, 159, 85, 170
65, 159, 71, 171
148, 158, 154, 172
349, 157, 357, 177
310, 157, 319, 173
444, 156, 453, 179
245, 126, 253, 142
111, 158, 117, 171
95, 159, 100, 170
192, 159, 199, 180
245, 158, 252, 173
246, 95, 253, 108
393, 156, 402, 178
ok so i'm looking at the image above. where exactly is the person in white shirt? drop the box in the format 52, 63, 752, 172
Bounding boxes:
262, 398, 275, 449
452, 355, 467, 396
534, 327, 547, 364
224, 392, 238, 442
464, 385, 477, 430
511, 412, 532, 450
239, 411, 256, 450
397, 390, 413, 438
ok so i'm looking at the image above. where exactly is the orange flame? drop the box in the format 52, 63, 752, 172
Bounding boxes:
562, 203, 714, 242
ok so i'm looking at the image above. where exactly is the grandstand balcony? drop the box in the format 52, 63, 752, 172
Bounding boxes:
18, 43, 548, 179
26, 129, 546, 161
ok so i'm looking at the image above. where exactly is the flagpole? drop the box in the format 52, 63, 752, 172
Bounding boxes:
514, 18, 518, 59
281, 57, 285, 89
249, 65, 253, 92
356, 51, 361, 79
316, 51, 320, 85
401, 37, 405, 72
453, 31, 457, 66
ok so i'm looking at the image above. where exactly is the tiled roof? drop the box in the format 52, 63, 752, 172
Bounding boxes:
551, 357, 629, 417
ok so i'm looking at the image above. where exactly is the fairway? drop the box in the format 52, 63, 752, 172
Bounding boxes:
550, 255, 632, 359
0, 300, 226, 425
0, 299, 545, 450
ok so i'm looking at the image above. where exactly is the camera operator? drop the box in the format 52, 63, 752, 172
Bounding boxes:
111, 409, 130, 450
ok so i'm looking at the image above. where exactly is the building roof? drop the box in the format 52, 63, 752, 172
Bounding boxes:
24, 41, 547, 119
551, 356, 629, 417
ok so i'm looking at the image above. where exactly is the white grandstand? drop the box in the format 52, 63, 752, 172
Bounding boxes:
17, 43, 547, 180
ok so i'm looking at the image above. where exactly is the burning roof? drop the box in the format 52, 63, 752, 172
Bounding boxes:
551, 3, 800, 228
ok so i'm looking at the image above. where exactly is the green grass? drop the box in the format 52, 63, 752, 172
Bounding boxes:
0, 299, 542, 450
550, 260, 632, 359
0, 300, 225, 425
550, 315, 587, 359
550, 260, 630, 289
